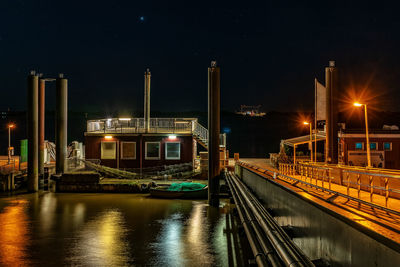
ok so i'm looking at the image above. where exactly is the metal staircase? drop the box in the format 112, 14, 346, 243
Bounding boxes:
193, 121, 208, 149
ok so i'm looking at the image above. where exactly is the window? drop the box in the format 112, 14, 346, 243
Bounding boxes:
121, 142, 136, 159
145, 142, 160, 159
355, 142, 363, 150
165, 142, 181, 160
101, 141, 116, 159
384, 142, 392, 151
370, 142, 378, 150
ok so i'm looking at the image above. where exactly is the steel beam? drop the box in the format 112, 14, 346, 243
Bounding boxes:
325, 61, 338, 164
27, 71, 39, 192
144, 69, 151, 133
208, 61, 220, 207
38, 75, 45, 188
56, 74, 68, 174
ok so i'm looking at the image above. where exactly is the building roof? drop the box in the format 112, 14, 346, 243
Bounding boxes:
281, 132, 326, 147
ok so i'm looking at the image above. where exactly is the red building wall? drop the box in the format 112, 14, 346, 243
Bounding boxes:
85, 134, 194, 169
341, 137, 400, 169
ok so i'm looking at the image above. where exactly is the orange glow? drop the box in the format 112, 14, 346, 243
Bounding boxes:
0, 200, 31, 266
353, 102, 363, 107
8, 124, 15, 129
303, 121, 310, 125
104, 136, 113, 140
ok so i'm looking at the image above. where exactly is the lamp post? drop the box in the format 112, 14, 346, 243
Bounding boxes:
354, 102, 371, 167
303, 121, 313, 162
8, 124, 15, 164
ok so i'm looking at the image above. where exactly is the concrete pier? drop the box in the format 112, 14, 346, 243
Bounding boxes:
208, 61, 220, 207
56, 74, 68, 174
27, 71, 39, 192
144, 69, 151, 133
236, 161, 400, 266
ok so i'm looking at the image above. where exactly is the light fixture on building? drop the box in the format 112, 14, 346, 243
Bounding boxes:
168, 135, 177, 140
104, 135, 113, 140
118, 118, 131, 121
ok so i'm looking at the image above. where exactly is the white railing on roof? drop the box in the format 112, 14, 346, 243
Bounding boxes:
87, 118, 200, 134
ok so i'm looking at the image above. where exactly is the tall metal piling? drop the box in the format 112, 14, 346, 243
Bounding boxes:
38, 75, 45, 188
144, 69, 151, 133
56, 74, 68, 174
325, 61, 339, 164
208, 61, 220, 207
27, 71, 39, 192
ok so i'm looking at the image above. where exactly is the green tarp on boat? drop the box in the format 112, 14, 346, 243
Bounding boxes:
167, 182, 206, 191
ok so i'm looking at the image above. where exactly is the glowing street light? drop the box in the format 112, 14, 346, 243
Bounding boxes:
353, 102, 371, 167
303, 121, 313, 162
8, 123, 15, 163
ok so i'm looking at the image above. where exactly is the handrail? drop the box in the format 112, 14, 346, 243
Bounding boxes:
240, 161, 400, 216
86, 117, 198, 134
193, 121, 208, 144
227, 171, 314, 266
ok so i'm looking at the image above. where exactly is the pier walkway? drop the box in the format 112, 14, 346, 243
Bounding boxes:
238, 158, 400, 243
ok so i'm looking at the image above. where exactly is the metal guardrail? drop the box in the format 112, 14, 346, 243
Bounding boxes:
0, 159, 19, 175
86, 117, 198, 134
226, 171, 314, 267
239, 161, 400, 216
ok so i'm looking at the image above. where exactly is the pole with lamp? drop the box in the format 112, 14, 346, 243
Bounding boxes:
303, 121, 313, 162
8, 123, 15, 164
354, 102, 371, 167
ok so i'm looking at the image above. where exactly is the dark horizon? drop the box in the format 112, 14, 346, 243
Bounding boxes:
1, 2, 400, 112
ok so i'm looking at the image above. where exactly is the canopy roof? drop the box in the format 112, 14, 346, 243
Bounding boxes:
281, 132, 326, 147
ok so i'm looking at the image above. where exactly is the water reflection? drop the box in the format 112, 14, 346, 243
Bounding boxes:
69, 209, 131, 266
0, 199, 30, 267
0, 193, 249, 266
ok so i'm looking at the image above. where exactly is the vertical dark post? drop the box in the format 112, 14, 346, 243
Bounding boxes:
208, 61, 220, 207
38, 75, 45, 188
325, 61, 338, 164
144, 69, 151, 133
56, 74, 68, 174
27, 71, 39, 192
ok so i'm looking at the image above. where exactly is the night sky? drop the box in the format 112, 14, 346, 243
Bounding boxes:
1, 1, 400, 113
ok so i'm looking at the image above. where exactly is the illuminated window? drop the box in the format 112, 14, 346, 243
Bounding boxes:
121, 142, 136, 159
370, 142, 377, 150
101, 141, 116, 159
384, 142, 392, 151
355, 142, 363, 150
165, 142, 181, 160
145, 142, 160, 160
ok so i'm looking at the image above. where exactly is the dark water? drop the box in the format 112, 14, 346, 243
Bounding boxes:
0, 193, 250, 266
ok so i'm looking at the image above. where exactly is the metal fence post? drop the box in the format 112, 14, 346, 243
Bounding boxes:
385, 178, 389, 207
369, 175, 373, 203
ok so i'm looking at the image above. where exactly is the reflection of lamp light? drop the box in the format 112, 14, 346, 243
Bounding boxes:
169, 135, 177, 140
104, 136, 113, 140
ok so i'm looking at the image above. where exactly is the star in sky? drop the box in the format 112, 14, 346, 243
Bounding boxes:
139, 16, 145, 22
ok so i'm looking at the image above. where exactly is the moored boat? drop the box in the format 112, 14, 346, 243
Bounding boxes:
150, 183, 208, 199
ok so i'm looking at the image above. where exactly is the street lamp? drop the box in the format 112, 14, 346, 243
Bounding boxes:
303, 121, 313, 162
8, 123, 15, 164
354, 102, 371, 167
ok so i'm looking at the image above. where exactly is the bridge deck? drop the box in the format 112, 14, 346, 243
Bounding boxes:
239, 158, 400, 245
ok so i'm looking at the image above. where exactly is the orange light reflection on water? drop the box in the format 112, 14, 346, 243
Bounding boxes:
0, 199, 30, 267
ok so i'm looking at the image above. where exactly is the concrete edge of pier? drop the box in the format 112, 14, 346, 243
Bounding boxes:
236, 163, 400, 266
